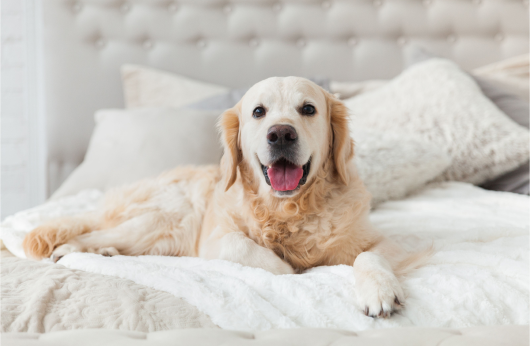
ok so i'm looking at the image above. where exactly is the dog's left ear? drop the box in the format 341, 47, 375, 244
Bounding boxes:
327, 94, 354, 185
218, 103, 242, 191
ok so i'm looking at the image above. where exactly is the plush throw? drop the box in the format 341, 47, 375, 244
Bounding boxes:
51, 108, 223, 199
344, 59, 530, 185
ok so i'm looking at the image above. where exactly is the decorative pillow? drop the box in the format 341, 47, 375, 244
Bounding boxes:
51, 108, 223, 199
330, 80, 387, 100
122, 64, 330, 110
353, 129, 450, 206
344, 59, 530, 185
473, 54, 529, 102
185, 76, 329, 111
185, 88, 249, 111
121, 65, 229, 109
403, 46, 529, 194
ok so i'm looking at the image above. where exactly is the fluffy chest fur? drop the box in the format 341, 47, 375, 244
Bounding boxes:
223, 168, 378, 271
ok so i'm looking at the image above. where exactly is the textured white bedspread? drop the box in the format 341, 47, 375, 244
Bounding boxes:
2, 182, 529, 332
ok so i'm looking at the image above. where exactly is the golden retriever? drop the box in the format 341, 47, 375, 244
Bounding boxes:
23, 77, 427, 318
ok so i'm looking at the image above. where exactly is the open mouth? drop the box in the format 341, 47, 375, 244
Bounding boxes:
261, 158, 311, 192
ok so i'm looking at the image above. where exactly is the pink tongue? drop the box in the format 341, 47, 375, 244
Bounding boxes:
267, 161, 304, 191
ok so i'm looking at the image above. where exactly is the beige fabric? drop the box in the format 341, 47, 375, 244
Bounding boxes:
2, 325, 527, 346
122, 65, 229, 109
50, 108, 223, 199
473, 54, 530, 102
345, 59, 530, 185
1, 250, 216, 333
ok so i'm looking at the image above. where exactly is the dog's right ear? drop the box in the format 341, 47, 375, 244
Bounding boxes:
218, 103, 242, 191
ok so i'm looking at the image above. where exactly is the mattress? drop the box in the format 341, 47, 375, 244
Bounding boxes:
2, 181, 528, 337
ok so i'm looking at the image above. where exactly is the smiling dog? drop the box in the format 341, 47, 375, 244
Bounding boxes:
23, 77, 428, 318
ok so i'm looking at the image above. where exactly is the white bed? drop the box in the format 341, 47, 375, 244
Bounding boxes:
1, 0, 529, 344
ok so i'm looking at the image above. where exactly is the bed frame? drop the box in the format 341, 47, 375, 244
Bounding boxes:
42, 0, 529, 194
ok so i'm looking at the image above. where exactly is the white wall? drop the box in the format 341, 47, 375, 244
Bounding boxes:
1, 0, 46, 220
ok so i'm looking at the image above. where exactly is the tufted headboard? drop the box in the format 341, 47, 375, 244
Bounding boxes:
42, 0, 529, 195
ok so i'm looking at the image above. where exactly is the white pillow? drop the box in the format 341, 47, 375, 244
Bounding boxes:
353, 129, 450, 206
345, 59, 530, 185
121, 65, 228, 109
473, 54, 529, 102
51, 108, 223, 199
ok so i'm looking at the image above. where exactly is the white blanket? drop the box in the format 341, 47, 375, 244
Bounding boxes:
2, 182, 528, 331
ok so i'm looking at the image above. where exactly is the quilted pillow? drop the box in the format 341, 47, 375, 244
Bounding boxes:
344, 59, 529, 185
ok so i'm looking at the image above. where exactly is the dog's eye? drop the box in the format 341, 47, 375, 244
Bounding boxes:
301, 104, 316, 116
253, 107, 266, 119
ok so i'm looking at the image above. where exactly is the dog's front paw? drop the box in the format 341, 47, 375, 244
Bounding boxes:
51, 243, 81, 263
354, 252, 404, 318
92, 247, 120, 257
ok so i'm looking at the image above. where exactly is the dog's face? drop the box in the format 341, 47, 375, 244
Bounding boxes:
220, 77, 353, 198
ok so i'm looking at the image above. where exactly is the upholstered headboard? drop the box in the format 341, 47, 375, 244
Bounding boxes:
42, 0, 529, 195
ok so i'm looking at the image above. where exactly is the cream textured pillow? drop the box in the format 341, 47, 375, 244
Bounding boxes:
122, 65, 228, 109
345, 59, 530, 185
51, 108, 223, 199
353, 129, 450, 206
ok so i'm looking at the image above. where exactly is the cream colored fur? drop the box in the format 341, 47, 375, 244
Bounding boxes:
23, 77, 428, 318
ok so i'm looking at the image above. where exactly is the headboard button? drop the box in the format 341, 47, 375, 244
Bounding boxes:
249, 38, 259, 47
120, 3, 131, 13
297, 38, 306, 47
272, 3, 282, 12
197, 39, 207, 49
494, 33, 504, 41
348, 37, 358, 46
167, 2, 179, 12
223, 5, 233, 14
373, 0, 383, 7
422, 0, 432, 6
321, 1, 331, 9
446, 34, 457, 43
397, 36, 407, 46
95, 38, 106, 49
72, 1, 83, 13
142, 39, 154, 50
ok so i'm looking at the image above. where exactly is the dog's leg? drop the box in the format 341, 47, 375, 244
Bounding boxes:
353, 238, 405, 318
51, 211, 196, 262
23, 213, 100, 260
216, 231, 294, 275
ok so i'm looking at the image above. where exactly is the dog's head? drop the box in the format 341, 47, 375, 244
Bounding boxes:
219, 77, 353, 198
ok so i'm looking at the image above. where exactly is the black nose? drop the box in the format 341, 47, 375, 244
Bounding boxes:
267, 124, 298, 147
